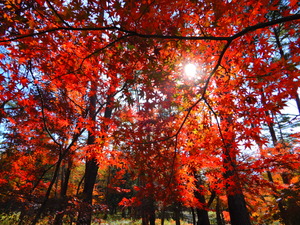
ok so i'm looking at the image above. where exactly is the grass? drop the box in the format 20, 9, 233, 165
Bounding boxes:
0, 212, 193, 225
97, 218, 193, 225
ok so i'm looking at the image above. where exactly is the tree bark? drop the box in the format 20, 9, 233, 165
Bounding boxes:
222, 115, 251, 225
174, 204, 181, 225
216, 197, 225, 225
148, 197, 156, 225
76, 84, 98, 225
191, 207, 196, 225
273, 27, 300, 114
54, 157, 73, 225
76, 158, 98, 225
160, 207, 165, 225
192, 170, 210, 225
31, 156, 63, 225
77, 92, 113, 224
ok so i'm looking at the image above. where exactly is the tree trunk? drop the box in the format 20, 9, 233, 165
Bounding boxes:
273, 27, 300, 114
196, 207, 210, 225
191, 207, 196, 225
223, 153, 251, 225
160, 207, 165, 225
222, 115, 251, 225
226, 193, 251, 225
193, 171, 210, 225
149, 198, 156, 225
194, 189, 210, 225
54, 158, 73, 225
31, 156, 63, 225
77, 91, 113, 224
76, 85, 98, 225
216, 197, 225, 225
76, 158, 98, 225
260, 89, 292, 225
174, 204, 181, 225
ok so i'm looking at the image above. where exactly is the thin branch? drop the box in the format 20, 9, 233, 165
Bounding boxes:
78, 34, 132, 70
30, 162, 57, 195
45, 0, 72, 28
167, 135, 179, 189
203, 96, 226, 146
28, 64, 62, 147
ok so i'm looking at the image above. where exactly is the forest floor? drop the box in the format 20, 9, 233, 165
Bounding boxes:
0, 213, 193, 225
96, 219, 193, 225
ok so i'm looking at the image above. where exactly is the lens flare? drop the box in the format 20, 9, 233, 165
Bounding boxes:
184, 63, 197, 78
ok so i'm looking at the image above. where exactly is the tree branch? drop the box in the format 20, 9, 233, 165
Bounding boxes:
1, 14, 299, 43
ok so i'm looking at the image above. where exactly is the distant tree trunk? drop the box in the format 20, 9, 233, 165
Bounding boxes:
141, 196, 155, 225
142, 205, 149, 225
174, 204, 181, 225
149, 198, 155, 225
149, 207, 155, 225
260, 89, 292, 225
294, 94, 300, 114
103, 166, 111, 219
191, 207, 196, 225
160, 207, 165, 225
273, 27, 300, 114
216, 197, 225, 225
31, 155, 63, 225
61, 158, 72, 196
54, 157, 73, 225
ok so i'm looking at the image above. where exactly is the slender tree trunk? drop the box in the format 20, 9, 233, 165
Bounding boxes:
273, 27, 300, 114
149, 197, 156, 225
76, 84, 98, 225
294, 93, 300, 114
174, 204, 181, 225
31, 156, 63, 225
103, 166, 111, 219
160, 207, 165, 225
141, 197, 155, 225
76, 2, 107, 223
191, 207, 196, 225
216, 197, 225, 225
77, 91, 113, 224
260, 89, 292, 225
192, 170, 210, 225
61, 158, 72, 196
54, 157, 73, 225
76, 158, 98, 224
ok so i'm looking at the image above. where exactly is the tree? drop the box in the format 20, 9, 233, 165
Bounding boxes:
1, 0, 299, 224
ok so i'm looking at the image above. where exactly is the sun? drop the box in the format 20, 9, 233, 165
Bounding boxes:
184, 63, 197, 78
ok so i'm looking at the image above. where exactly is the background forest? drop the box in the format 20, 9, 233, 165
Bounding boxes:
0, 0, 299, 225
